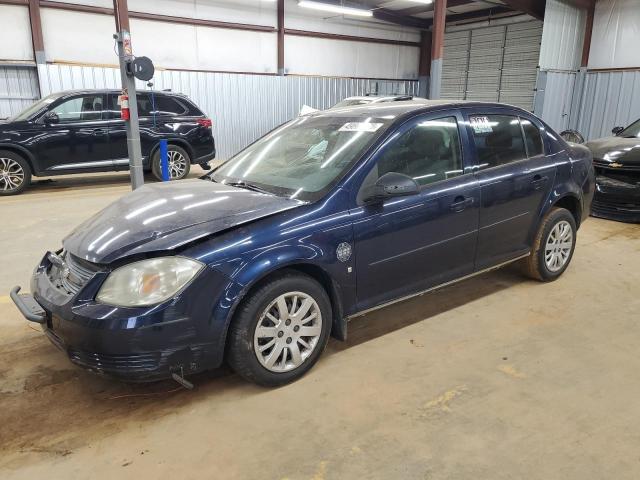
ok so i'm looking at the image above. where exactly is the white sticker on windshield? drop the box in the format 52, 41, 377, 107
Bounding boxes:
339, 122, 384, 133
470, 116, 493, 134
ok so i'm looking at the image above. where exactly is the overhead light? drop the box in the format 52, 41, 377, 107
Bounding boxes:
298, 1, 373, 17
409, 0, 433, 3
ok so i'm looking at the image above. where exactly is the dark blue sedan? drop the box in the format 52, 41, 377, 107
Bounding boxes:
12, 100, 595, 386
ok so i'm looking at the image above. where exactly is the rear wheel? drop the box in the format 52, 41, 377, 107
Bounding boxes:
521, 207, 577, 282
151, 144, 191, 181
227, 272, 332, 387
0, 150, 31, 196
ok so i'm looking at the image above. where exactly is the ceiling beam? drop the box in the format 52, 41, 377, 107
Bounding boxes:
373, 8, 432, 29
499, 0, 544, 20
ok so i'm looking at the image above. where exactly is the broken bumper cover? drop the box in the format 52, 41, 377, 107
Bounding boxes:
11, 253, 234, 382
592, 174, 640, 223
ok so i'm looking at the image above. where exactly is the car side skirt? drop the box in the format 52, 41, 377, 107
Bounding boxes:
347, 252, 531, 320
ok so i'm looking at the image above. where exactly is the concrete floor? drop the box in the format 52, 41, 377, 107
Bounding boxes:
0, 172, 639, 479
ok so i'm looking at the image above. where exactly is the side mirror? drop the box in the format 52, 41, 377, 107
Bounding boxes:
362, 172, 420, 203
43, 111, 59, 124
612, 126, 624, 136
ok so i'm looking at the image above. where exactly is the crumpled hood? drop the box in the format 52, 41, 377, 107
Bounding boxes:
63, 179, 303, 264
586, 136, 640, 165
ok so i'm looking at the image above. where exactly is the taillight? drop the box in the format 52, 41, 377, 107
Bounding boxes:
197, 118, 212, 128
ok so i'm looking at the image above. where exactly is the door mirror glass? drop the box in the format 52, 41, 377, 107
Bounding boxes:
363, 172, 419, 203
612, 126, 624, 136
43, 111, 59, 124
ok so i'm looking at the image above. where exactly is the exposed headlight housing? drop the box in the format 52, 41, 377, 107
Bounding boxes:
96, 257, 204, 307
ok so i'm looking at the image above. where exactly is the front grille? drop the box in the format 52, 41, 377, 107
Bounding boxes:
68, 349, 161, 374
48, 250, 101, 295
594, 162, 640, 185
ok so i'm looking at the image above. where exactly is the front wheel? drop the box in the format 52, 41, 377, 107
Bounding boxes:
0, 151, 31, 196
151, 144, 191, 181
227, 272, 332, 387
521, 207, 577, 282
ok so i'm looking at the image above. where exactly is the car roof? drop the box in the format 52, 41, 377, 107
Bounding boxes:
312, 99, 530, 119
50, 89, 178, 97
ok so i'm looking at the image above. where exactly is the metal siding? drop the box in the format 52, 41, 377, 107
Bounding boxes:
35, 64, 417, 159
576, 70, 640, 140
539, 0, 586, 71
539, 71, 576, 133
441, 20, 542, 110
0, 66, 39, 119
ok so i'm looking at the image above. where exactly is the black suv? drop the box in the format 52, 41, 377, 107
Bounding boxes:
0, 89, 215, 195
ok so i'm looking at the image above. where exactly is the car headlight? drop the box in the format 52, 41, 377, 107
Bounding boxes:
96, 257, 204, 307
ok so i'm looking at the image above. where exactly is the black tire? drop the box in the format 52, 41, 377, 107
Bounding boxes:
0, 150, 31, 196
521, 207, 577, 282
151, 144, 191, 181
227, 271, 332, 387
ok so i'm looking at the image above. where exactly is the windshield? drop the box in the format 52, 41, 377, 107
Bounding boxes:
619, 119, 640, 138
211, 114, 393, 202
9, 93, 60, 121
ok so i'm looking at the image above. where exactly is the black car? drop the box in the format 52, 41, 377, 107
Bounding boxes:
586, 119, 640, 222
0, 89, 215, 195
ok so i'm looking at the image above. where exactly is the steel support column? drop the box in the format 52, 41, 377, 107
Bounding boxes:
113, 0, 144, 190
418, 31, 431, 98
277, 0, 284, 75
429, 0, 447, 99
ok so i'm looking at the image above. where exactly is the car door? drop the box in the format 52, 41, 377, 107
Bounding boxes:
351, 112, 480, 311
34, 93, 111, 173
462, 110, 557, 270
106, 92, 158, 169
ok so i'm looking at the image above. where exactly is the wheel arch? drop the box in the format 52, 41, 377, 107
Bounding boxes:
148, 138, 194, 165
221, 260, 347, 361
551, 193, 582, 228
0, 144, 37, 175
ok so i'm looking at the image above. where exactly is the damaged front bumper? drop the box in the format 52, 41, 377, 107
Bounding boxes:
592, 165, 640, 223
11, 252, 233, 382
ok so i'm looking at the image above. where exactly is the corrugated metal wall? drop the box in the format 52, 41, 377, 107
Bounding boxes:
37, 64, 418, 159
575, 69, 640, 140
538, 71, 576, 133
441, 20, 542, 110
538, 0, 585, 71
0, 65, 39, 119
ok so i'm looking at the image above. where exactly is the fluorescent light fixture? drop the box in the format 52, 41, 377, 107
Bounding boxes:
298, 0, 373, 17
409, 0, 433, 3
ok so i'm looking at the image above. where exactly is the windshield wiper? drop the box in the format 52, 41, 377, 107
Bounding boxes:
226, 181, 272, 194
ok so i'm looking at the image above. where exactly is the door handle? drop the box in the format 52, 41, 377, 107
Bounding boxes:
531, 175, 549, 190
92, 128, 108, 136
450, 196, 474, 212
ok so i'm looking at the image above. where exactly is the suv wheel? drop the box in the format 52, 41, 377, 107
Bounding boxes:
151, 144, 191, 181
522, 207, 577, 282
0, 151, 31, 196
227, 272, 332, 387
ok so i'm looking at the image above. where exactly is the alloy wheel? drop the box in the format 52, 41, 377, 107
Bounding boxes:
0, 157, 25, 192
254, 291, 323, 373
544, 220, 573, 272
167, 150, 188, 179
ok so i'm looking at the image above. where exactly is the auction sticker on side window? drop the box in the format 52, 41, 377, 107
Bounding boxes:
470, 116, 493, 134
339, 122, 384, 133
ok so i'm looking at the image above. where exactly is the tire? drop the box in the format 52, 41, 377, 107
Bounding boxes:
151, 144, 191, 181
0, 150, 31, 196
227, 271, 332, 387
521, 207, 577, 282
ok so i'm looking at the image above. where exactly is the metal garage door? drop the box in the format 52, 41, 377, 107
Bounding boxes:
441, 20, 542, 111
0, 65, 39, 119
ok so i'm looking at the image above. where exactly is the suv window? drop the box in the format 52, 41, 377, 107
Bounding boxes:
469, 114, 526, 169
51, 95, 104, 122
520, 118, 544, 157
374, 116, 464, 186
151, 95, 187, 116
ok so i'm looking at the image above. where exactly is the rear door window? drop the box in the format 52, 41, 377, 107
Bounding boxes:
520, 118, 544, 157
468, 114, 527, 169
151, 95, 187, 116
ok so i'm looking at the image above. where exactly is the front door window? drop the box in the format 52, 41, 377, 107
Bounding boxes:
51, 95, 104, 122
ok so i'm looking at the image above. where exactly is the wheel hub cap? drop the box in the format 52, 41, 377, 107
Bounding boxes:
0, 157, 24, 191
544, 220, 573, 272
254, 292, 322, 373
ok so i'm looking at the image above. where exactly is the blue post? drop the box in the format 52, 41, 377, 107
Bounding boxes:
159, 139, 169, 181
